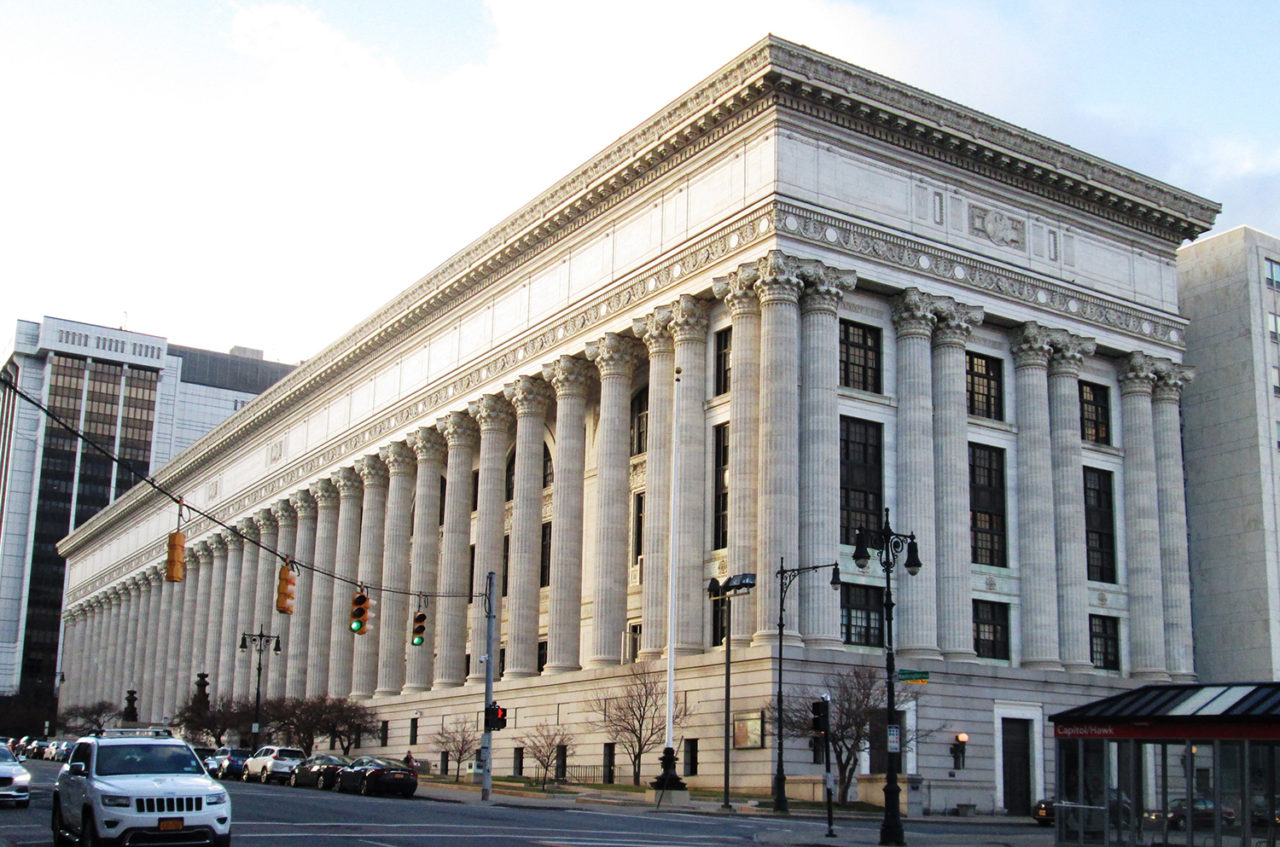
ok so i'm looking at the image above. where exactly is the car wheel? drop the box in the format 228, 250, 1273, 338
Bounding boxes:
360, 776, 374, 796
332, 774, 344, 792
260, 767, 271, 784
52, 798, 74, 847
317, 773, 329, 791
289, 771, 298, 787
241, 766, 251, 782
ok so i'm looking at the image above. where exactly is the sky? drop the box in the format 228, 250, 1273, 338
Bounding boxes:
2, 0, 1276, 365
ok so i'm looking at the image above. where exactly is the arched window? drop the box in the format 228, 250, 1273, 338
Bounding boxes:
630, 387, 648, 456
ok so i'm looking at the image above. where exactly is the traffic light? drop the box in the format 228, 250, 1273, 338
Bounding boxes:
275, 564, 296, 614
410, 611, 427, 646
811, 699, 829, 735
484, 702, 507, 731
165, 531, 186, 582
349, 588, 370, 634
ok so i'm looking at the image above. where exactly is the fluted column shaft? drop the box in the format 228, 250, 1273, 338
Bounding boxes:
215, 533, 244, 700
191, 542, 214, 682
1153, 364, 1195, 681
754, 253, 803, 644
306, 479, 340, 698
405, 428, 446, 691
469, 397, 513, 682
140, 574, 161, 718
176, 546, 202, 704
350, 457, 389, 700
544, 356, 592, 672
154, 582, 176, 719
714, 268, 761, 645
327, 468, 364, 697
933, 302, 983, 661
115, 584, 136, 697
435, 412, 478, 688
204, 537, 227, 699
102, 589, 125, 705
1012, 325, 1062, 669
233, 520, 260, 699
268, 501, 296, 700
376, 443, 416, 696
635, 311, 674, 658
501, 382, 551, 679
799, 267, 853, 649
286, 491, 317, 699
123, 580, 145, 695
1122, 354, 1169, 680
163, 567, 188, 720
587, 335, 643, 666
670, 299, 710, 654
251, 511, 279, 691
894, 296, 942, 659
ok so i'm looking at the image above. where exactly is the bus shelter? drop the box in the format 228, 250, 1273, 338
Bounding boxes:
1051, 683, 1280, 847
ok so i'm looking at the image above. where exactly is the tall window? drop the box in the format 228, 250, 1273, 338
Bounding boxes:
632, 492, 645, 563
1084, 467, 1116, 582
969, 444, 1007, 567
840, 417, 883, 544
839, 320, 882, 393
542, 444, 554, 488
966, 352, 1004, 420
1267, 258, 1280, 289
505, 453, 515, 501
1090, 615, 1120, 670
710, 595, 727, 647
1080, 382, 1111, 445
841, 584, 884, 647
973, 600, 1010, 659
539, 522, 553, 587
712, 424, 729, 550
630, 388, 648, 456
714, 328, 732, 396
1271, 313, 1280, 342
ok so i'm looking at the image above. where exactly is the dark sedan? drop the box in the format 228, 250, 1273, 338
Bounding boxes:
1033, 798, 1054, 826
290, 754, 353, 790
333, 756, 417, 797
211, 746, 254, 780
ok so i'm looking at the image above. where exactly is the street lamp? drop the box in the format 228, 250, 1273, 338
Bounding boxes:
853, 507, 923, 847
239, 628, 280, 751
773, 558, 842, 813
707, 572, 756, 811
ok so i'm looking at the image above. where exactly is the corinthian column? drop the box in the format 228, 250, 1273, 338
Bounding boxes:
467, 396, 514, 682
175, 548, 201, 708
892, 289, 940, 659
799, 263, 855, 649
435, 412, 478, 688
286, 490, 317, 699
670, 297, 711, 654
376, 441, 417, 696
405, 427, 446, 692
216, 531, 244, 700
306, 478, 339, 698
633, 309, 674, 659
191, 542, 214, 682
350, 455, 389, 700
327, 467, 364, 697
587, 334, 644, 666
166, 555, 193, 719
502, 380, 553, 679
933, 299, 983, 661
141, 569, 163, 719
233, 519, 260, 700
204, 536, 228, 698
102, 587, 123, 705
268, 499, 296, 699
1048, 333, 1097, 672
1012, 324, 1062, 669
754, 252, 803, 645
543, 355, 593, 672
252, 510, 279, 690
1122, 353, 1169, 680
120, 579, 143, 696
1153, 361, 1195, 681
713, 265, 761, 645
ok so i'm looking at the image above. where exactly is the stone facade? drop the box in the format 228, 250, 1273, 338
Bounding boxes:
54, 37, 1217, 814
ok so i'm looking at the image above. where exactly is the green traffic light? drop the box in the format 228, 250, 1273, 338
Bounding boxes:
350, 619, 364, 633
411, 634, 424, 646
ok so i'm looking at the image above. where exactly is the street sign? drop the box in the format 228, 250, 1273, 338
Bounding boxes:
887, 725, 901, 753
898, 669, 929, 683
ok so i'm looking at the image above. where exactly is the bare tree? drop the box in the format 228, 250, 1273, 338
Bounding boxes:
432, 716, 481, 783
170, 696, 249, 747
773, 664, 929, 805
58, 700, 121, 735
518, 721, 575, 790
585, 661, 686, 786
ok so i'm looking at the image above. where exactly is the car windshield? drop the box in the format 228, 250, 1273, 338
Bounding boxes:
96, 744, 204, 776
370, 757, 406, 769
0, 748, 15, 763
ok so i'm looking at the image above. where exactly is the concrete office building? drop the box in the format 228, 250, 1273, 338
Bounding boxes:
55, 38, 1217, 814
1179, 227, 1280, 682
0, 317, 293, 723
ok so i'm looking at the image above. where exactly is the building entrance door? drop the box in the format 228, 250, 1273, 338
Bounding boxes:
1002, 718, 1032, 815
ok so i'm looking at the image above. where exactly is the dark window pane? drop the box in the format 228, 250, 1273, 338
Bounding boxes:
839, 320, 882, 393
966, 352, 1004, 420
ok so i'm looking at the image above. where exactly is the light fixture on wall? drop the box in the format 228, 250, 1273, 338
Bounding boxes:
950, 733, 968, 770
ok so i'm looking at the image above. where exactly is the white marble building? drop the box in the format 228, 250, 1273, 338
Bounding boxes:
54, 37, 1217, 814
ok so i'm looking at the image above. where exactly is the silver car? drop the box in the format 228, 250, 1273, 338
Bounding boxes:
0, 746, 31, 807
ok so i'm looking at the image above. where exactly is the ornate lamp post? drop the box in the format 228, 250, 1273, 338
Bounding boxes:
707, 572, 756, 810
773, 559, 842, 812
239, 628, 280, 751
853, 508, 923, 847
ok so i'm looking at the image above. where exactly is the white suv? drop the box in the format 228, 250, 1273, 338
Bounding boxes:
242, 746, 304, 784
52, 729, 230, 847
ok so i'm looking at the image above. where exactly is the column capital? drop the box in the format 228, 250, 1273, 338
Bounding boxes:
799, 264, 857, 315
668, 295, 711, 343
1120, 352, 1158, 396
1047, 332, 1097, 378
147, 565, 164, 585
272, 497, 297, 528
932, 301, 984, 347
209, 533, 228, 557
1011, 322, 1054, 369
469, 393, 516, 433
290, 488, 318, 519
753, 250, 805, 306
127, 574, 146, 594
332, 466, 364, 498
504, 375, 554, 418
633, 307, 674, 356
225, 527, 245, 550
409, 426, 448, 463
194, 541, 213, 565
356, 454, 389, 489
544, 355, 594, 398
379, 440, 417, 475
311, 476, 340, 507
439, 410, 480, 449
712, 263, 761, 316
586, 333, 645, 378
185, 545, 199, 567
254, 508, 278, 535
1152, 359, 1195, 403
891, 288, 940, 338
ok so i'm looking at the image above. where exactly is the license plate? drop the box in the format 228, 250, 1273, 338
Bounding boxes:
393, 773, 405, 779
158, 818, 183, 832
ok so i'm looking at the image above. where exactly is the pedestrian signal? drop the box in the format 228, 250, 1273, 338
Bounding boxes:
484, 701, 508, 731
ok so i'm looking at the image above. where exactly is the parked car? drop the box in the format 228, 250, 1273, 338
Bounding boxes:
289, 754, 352, 790
25, 740, 50, 760
209, 747, 253, 780
332, 756, 417, 797
1145, 797, 1237, 830
243, 746, 305, 784
1033, 797, 1054, 826
0, 746, 31, 808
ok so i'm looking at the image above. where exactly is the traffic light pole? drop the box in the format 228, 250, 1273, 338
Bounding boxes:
480, 571, 495, 802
